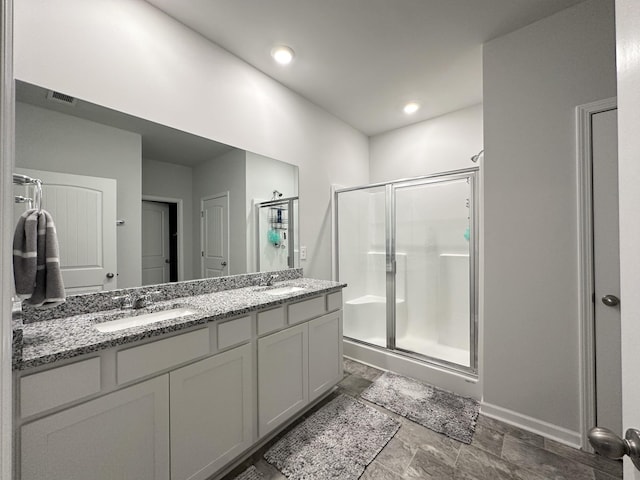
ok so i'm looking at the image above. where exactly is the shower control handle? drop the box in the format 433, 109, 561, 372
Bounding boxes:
602, 294, 620, 307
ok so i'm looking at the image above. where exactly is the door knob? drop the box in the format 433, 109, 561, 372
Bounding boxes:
221, 261, 227, 267
602, 294, 620, 307
589, 427, 640, 470
106, 272, 115, 279
165, 259, 170, 264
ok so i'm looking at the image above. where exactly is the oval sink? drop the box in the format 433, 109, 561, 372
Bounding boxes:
94, 307, 198, 333
264, 286, 306, 296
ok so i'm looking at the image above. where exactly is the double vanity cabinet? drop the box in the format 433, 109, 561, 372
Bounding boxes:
14, 283, 344, 480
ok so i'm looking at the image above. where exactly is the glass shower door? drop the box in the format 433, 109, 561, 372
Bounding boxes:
336, 185, 387, 347
393, 174, 476, 369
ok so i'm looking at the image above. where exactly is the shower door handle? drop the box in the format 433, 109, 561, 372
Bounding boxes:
386, 258, 396, 273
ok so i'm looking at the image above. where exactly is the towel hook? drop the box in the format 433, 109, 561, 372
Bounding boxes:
33, 179, 43, 213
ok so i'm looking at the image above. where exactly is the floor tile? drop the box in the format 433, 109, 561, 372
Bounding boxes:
396, 417, 461, 467
594, 469, 625, 480
454, 443, 517, 480
337, 373, 373, 396
502, 435, 596, 480
404, 447, 455, 479
344, 357, 384, 381
470, 423, 504, 457
361, 460, 409, 480
253, 459, 286, 480
375, 437, 417, 474
477, 415, 545, 448
543, 438, 622, 478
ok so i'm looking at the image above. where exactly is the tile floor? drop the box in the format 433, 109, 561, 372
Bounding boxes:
224, 359, 622, 480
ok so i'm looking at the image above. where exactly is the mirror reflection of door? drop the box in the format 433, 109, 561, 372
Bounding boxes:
141, 200, 177, 286
201, 193, 229, 278
14, 167, 117, 294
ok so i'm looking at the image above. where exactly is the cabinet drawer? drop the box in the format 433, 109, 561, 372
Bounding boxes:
288, 296, 326, 325
257, 307, 286, 336
327, 291, 343, 312
117, 329, 210, 384
20, 357, 101, 417
218, 316, 252, 349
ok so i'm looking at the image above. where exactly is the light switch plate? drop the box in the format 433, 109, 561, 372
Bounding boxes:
300, 246, 307, 260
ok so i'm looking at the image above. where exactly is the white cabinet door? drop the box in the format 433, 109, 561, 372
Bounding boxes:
308, 311, 343, 401
170, 344, 253, 480
258, 323, 308, 437
20, 375, 169, 480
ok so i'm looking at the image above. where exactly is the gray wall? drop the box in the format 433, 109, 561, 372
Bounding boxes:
142, 158, 194, 281
15, 102, 142, 288
483, 0, 616, 432
193, 149, 247, 276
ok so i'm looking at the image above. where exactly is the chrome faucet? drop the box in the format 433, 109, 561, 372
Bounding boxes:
265, 274, 279, 286
113, 291, 160, 309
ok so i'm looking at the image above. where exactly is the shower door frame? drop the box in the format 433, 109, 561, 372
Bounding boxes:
335, 167, 479, 376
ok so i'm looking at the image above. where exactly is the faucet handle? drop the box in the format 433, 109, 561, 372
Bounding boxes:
112, 293, 133, 309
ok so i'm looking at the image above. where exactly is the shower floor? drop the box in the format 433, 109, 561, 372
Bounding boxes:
351, 334, 470, 368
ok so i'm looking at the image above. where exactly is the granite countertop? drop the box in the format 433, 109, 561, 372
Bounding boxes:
16, 278, 345, 371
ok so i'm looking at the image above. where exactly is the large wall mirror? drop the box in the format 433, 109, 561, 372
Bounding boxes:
13, 80, 299, 293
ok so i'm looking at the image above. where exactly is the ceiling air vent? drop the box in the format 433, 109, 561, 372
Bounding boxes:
46, 90, 77, 106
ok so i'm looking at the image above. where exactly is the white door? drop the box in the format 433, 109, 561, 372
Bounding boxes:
170, 344, 253, 480
20, 375, 170, 480
14, 167, 117, 293
616, 2, 640, 477
592, 108, 622, 435
201, 193, 229, 278
142, 201, 170, 286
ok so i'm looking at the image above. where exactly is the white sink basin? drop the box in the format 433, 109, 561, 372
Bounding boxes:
264, 286, 306, 296
95, 307, 198, 333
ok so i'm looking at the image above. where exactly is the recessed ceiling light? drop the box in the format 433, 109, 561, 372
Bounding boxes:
271, 46, 295, 65
403, 102, 420, 114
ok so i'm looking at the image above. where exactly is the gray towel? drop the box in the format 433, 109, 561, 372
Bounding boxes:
13, 209, 66, 308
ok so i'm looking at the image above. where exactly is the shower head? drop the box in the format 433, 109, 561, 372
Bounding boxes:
471, 149, 484, 163
272, 190, 283, 200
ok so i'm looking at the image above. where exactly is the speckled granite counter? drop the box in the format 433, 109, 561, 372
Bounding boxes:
15, 277, 345, 371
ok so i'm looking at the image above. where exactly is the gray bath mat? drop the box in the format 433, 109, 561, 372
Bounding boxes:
264, 394, 400, 479
360, 371, 479, 444
232, 465, 263, 480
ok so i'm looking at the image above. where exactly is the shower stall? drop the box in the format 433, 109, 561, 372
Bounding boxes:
335, 168, 478, 376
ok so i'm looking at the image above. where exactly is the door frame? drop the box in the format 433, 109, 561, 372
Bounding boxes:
200, 191, 230, 278
576, 97, 617, 451
142, 195, 184, 282
0, 0, 13, 476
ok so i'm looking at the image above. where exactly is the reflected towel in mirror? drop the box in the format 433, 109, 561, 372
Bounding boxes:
13, 209, 65, 308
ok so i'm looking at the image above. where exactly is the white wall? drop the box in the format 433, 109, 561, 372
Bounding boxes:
15, 101, 142, 288
142, 158, 194, 281
369, 104, 483, 183
193, 149, 247, 276
482, 0, 616, 437
13, 0, 370, 280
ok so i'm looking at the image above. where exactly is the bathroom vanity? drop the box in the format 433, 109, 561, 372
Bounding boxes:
12, 272, 345, 480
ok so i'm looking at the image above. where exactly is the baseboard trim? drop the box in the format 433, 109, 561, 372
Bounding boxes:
481, 402, 581, 448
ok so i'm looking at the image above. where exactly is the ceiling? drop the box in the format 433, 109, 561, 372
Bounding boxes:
145, 0, 586, 136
